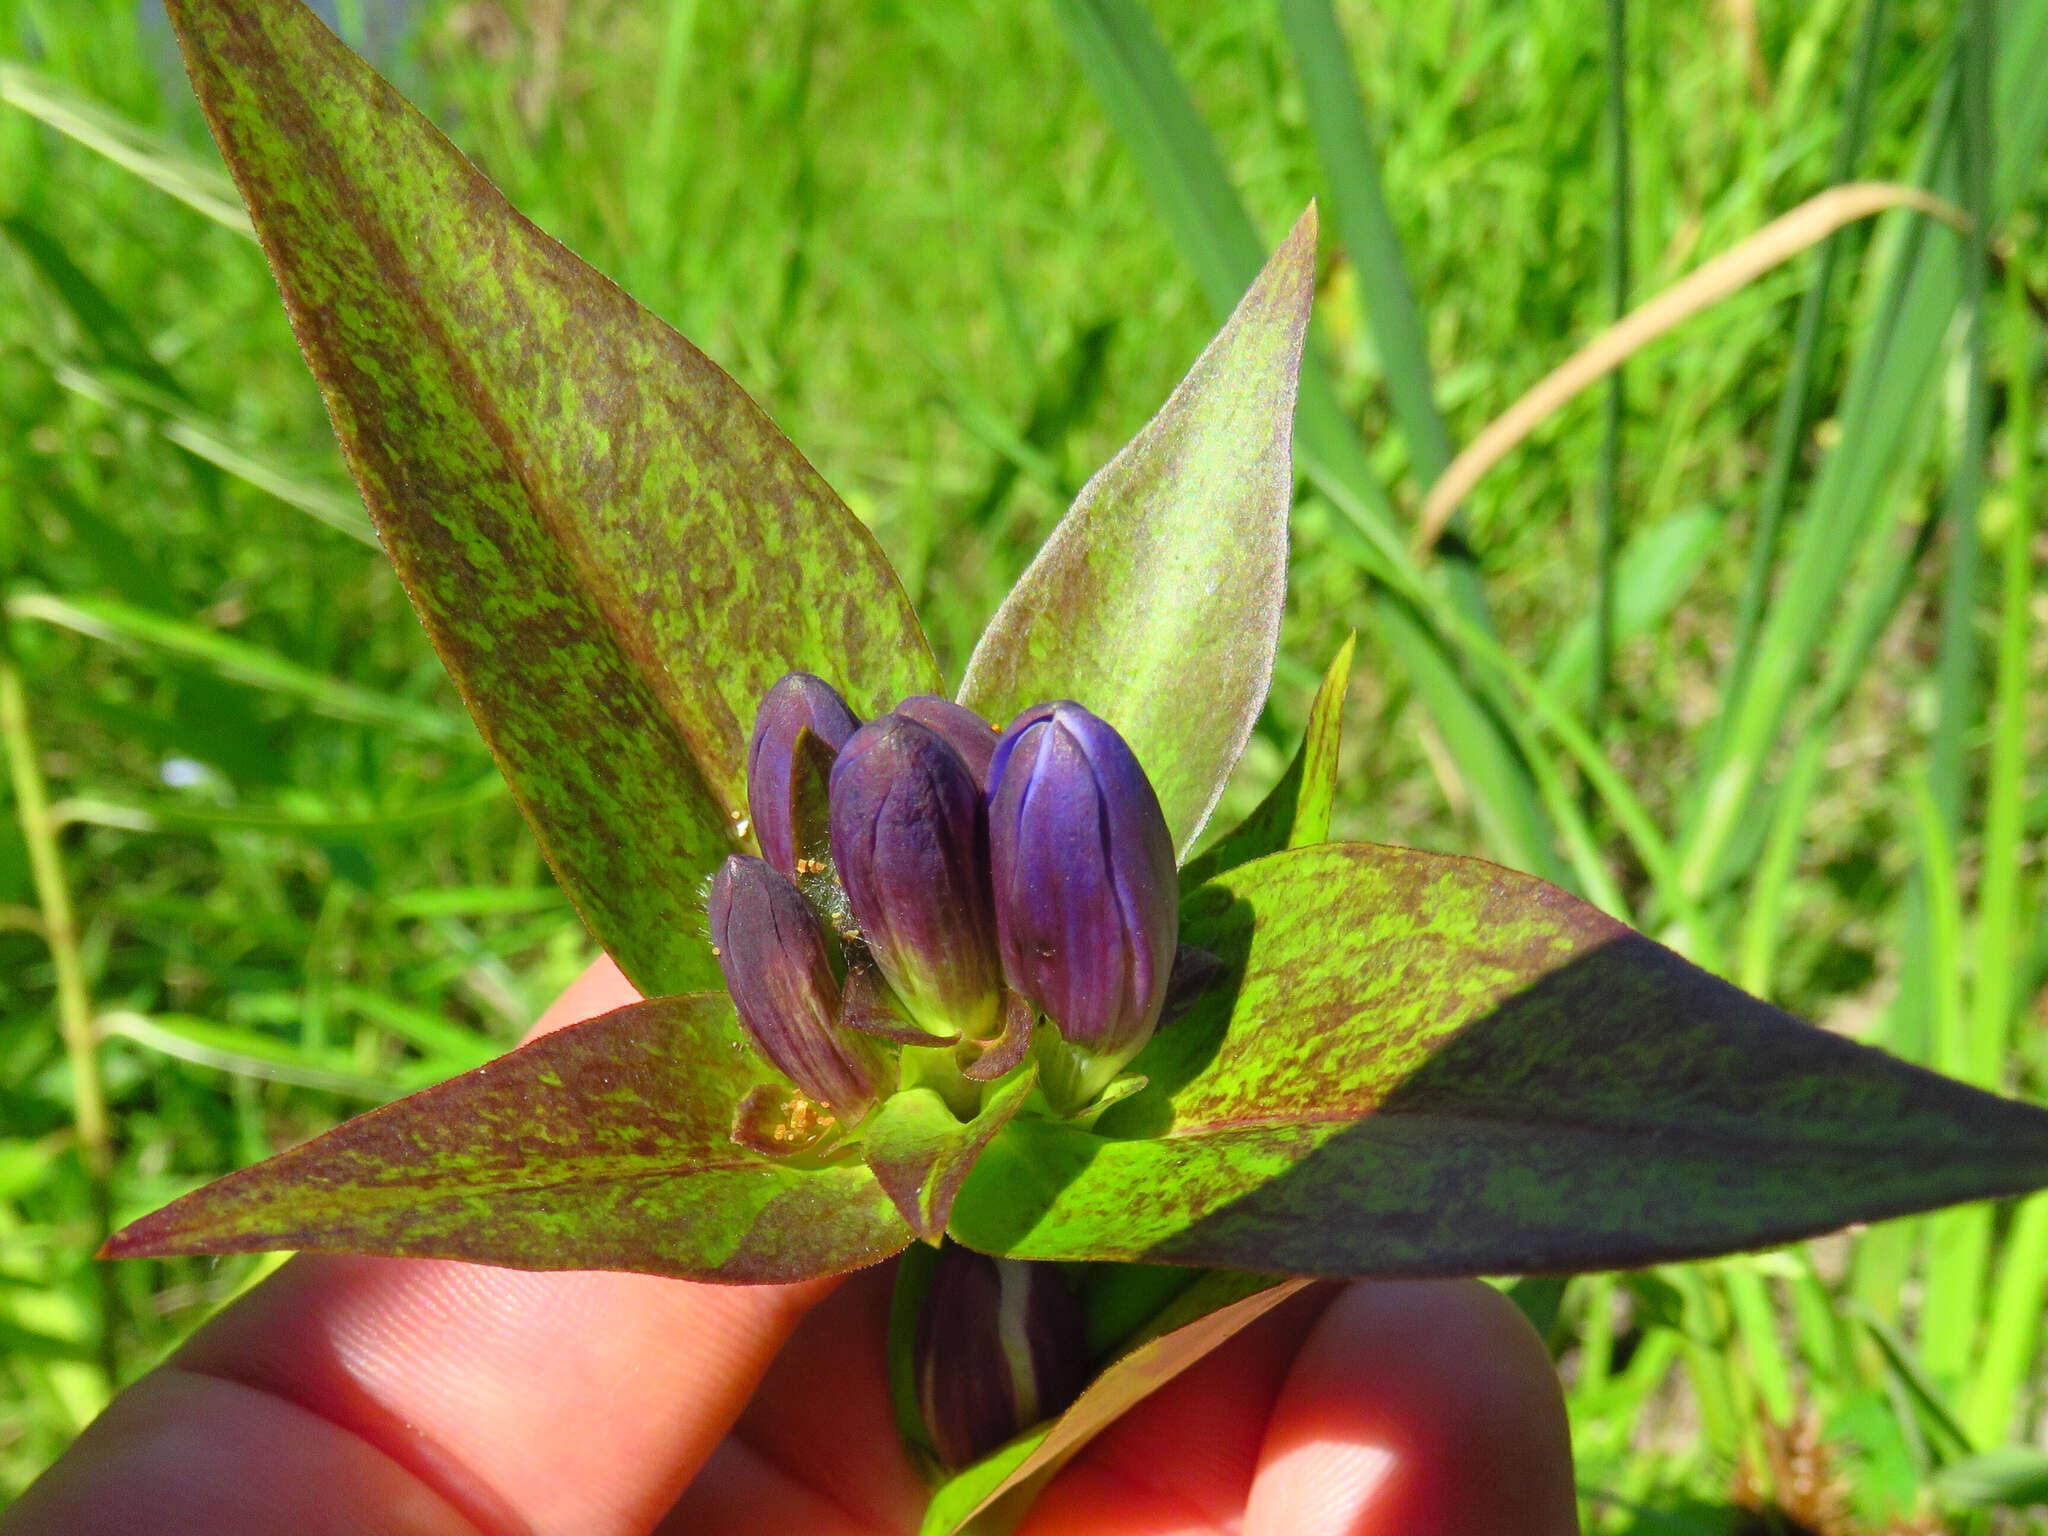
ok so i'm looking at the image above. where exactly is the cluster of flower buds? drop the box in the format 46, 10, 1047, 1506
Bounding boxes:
710, 671, 1179, 1123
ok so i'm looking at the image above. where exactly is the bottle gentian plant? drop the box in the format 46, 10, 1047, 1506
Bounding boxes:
104, 2, 2048, 1528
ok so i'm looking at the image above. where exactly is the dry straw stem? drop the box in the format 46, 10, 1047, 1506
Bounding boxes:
1417, 182, 1970, 552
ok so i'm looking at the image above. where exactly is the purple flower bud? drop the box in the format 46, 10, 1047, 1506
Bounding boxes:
892, 694, 1000, 790
747, 672, 860, 876
914, 1243, 1087, 1470
829, 717, 1003, 1040
709, 854, 885, 1119
988, 702, 1177, 1098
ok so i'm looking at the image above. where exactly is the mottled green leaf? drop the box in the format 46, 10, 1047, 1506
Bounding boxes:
862, 1068, 1038, 1242
951, 843, 2048, 1274
919, 1272, 1309, 1535
102, 995, 913, 1282
958, 208, 1314, 857
1178, 633, 1353, 892
163, 0, 939, 997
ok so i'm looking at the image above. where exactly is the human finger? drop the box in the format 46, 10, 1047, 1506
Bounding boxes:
1242, 1280, 1577, 1536
658, 1259, 924, 1534
5, 957, 841, 1536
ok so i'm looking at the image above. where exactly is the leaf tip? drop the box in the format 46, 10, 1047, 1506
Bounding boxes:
98, 1207, 189, 1262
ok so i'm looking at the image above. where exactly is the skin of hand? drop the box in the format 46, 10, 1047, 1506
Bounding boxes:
3, 959, 1580, 1536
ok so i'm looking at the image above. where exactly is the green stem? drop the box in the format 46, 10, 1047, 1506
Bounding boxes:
1592, 0, 1630, 734
1926, 0, 1993, 833
1970, 255, 2035, 1091
0, 647, 117, 1385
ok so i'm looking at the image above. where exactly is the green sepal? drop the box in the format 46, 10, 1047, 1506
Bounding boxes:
959, 207, 1315, 858
1179, 631, 1354, 891
162, 0, 940, 998
862, 1068, 1039, 1241
951, 843, 2048, 1275
103, 995, 914, 1282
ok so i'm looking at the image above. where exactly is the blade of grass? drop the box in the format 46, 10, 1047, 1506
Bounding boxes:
1723, 1262, 1797, 1426
1050, 0, 1565, 885
1681, 1, 2048, 900
0, 642, 116, 1387
1910, 0, 1997, 1392
1969, 256, 2036, 1093
1541, 508, 1719, 711
1860, 1310, 1976, 1462
1416, 183, 1965, 549
7, 592, 471, 743
626, 0, 703, 290
1720, 0, 1891, 716
1734, 505, 1936, 995
1591, 0, 1630, 732
1926, 0, 1994, 837
1949, 245, 2041, 1447
0, 60, 255, 238
330, 987, 499, 1072
1964, 1195, 2048, 1445
97, 1010, 413, 1100
46, 359, 377, 546
1913, 765, 1989, 1384
1274, 0, 1453, 486
50, 776, 507, 838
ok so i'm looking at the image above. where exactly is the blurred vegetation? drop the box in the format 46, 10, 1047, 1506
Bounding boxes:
4, 0, 2047, 1527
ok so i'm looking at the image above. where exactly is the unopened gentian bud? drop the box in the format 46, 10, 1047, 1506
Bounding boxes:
988, 701, 1177, 1104
829, 717, 1003, 1040
892, 694, 1000, 790
709, 854, 885, 1119
914, 1242, 1087, 1470
747, 672, 860, 876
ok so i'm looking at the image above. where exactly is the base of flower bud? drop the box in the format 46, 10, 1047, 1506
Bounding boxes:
1032, 1031, 1143, 1117
897, 1040, 988, 1122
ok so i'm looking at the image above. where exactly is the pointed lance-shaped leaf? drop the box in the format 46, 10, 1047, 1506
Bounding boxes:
101, 995, 913, 1282
959, 206, 1314, 859
710, 855, 887, 1119
748, 672, 861, 876
1179, 632, 1354, 893
831, 717, 1003, 1041
951, 842, 2048, 1275
161, 0, 939, 998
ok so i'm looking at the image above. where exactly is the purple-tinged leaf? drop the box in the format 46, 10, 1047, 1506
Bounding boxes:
958, 208, 1314, 859
1178, 633, 1354, 893
962, 991, 1036, 1083
917, 1272, 1310, 1535
950, 843, 2048, 1275
162, 0, 939, 997
102, 995, 912, 1282
863, 1069, 1038, 1242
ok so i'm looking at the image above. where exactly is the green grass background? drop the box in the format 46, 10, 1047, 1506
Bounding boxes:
4, 0, 2047, 1528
